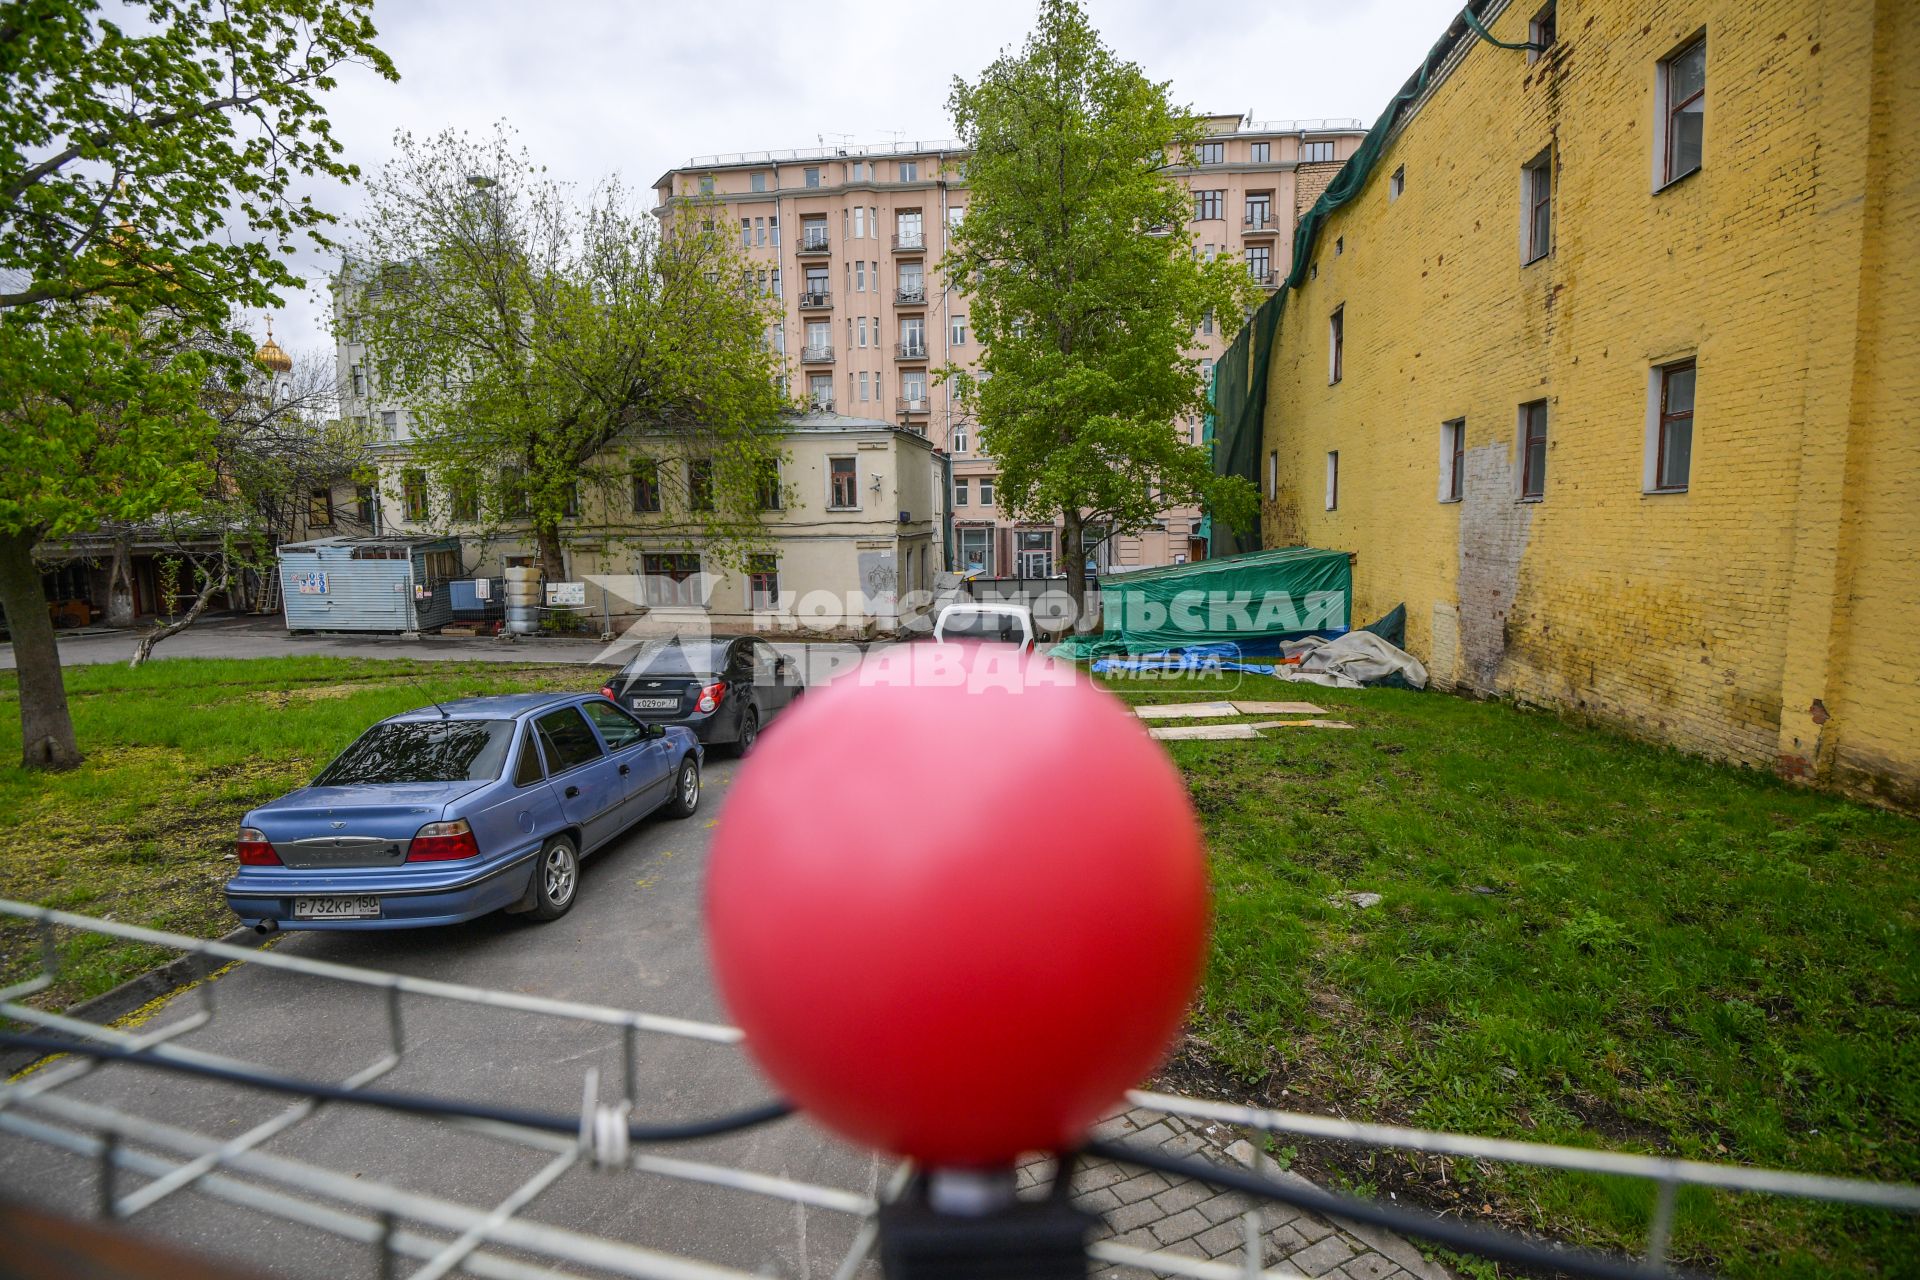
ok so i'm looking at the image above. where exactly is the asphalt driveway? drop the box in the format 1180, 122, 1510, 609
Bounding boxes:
0, 755, 888, 1278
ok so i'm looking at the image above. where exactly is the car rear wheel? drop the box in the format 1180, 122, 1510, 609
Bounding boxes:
528, 835, 579, 922
734, 707, 760, 757
664, 756, 700, 818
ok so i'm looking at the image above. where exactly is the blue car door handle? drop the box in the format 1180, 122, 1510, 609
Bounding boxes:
564, 785, 580, 798
618, 763, 630, 776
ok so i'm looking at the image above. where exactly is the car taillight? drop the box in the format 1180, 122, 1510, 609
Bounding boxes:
600, 685, 618, 701
407, 818, 481, 862
696, 681, 725, 713
235, 827, 280, 866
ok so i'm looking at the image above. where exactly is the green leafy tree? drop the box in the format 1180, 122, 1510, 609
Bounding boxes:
944, 0, 1259, 625
0, 1, 394, 767
348, 127, 792, 585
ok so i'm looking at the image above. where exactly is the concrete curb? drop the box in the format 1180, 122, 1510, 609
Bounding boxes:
2, 924, 272, 1078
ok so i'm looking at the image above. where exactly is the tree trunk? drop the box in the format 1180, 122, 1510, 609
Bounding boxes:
129, 561, 228, 668
535, 522, 567, 586
1060, 508, 1089, 634
105, 534, 135, 628
0, 528, 82, 770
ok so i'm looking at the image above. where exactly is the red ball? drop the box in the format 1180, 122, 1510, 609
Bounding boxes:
706, 647, 1208, 1167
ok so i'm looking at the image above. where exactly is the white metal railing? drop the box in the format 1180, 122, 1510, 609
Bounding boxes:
800, 343, 834, 363
1240, 118, 1367, 134
686, 140, 964, 168
1, 898, 1915, 1280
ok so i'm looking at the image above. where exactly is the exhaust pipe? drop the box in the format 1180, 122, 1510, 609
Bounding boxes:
254, 920, 279, 935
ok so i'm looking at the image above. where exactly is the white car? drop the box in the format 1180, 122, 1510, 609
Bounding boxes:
932, 602, 1036, 649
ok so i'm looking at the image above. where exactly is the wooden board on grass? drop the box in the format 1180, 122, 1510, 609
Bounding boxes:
1133, 701, 1241, 720
1147, 723, 1264, 741
1230, 701, 1328, 716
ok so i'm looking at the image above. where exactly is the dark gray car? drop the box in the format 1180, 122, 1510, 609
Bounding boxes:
600, 635, 803, 755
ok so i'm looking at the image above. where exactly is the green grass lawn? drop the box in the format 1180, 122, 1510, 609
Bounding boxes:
1102, 673, 1918, 1279
0, 657, 595, 1009
1, 657, 1913, 1274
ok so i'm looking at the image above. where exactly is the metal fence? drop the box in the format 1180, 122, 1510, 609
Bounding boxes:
2, 899, 1914, 1280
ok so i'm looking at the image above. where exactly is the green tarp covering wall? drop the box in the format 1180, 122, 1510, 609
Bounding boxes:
1054, 546, 1352, 660
1207, 2, 1528, 558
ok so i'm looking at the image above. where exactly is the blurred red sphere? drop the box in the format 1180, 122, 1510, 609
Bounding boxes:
706, 648, 1208, 1167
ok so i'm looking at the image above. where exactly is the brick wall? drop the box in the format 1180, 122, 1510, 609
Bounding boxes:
1293, 162, 1344, 219
1259, 0, 1920, 804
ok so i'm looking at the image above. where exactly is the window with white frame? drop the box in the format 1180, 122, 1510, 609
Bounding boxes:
957, 526, 993, 574
1647, 359, 1695, 492
1440, 419, 1465, 502
642, 553, 702, 608
853, 206, 865, 239
898, 160, 918, 181
1523, 148, 1552, 263
949, 314, 968, 346
953, 477, 970, 506
750, 172, 768, 193
951, 420, 968, 453
1657, 36, 1706, 187
978, 475, 995, 506
1528, 1, 1556, 62
747, 556, 779, 609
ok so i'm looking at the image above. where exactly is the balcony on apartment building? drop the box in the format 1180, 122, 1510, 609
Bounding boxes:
896, 339, 928, 361
896, 395, 930, 418
895, 282, 927, 306
807, 396, 835, 413
798, 289, 832, 310
1241, 214, 1280, 238
891, 231, 925, 253
1249, 270, 1277, 287
800, 344, 835, 364
796, 228, 832, 256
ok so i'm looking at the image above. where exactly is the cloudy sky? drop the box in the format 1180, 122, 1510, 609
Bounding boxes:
266, 0, 1465, 357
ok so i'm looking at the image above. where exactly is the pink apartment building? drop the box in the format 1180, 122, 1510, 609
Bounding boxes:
651, 113, 1364, 580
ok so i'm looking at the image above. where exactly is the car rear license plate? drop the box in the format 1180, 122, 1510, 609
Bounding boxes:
631, 697, 678, 710
293, 895, 381, 920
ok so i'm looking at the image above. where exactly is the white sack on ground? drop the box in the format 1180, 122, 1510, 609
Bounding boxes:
1275, 630, 1428, 690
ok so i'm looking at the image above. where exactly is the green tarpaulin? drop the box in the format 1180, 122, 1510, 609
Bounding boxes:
1052, 546, 1352, 661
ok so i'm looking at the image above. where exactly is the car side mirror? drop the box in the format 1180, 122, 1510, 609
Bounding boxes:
646, 723, 667, 738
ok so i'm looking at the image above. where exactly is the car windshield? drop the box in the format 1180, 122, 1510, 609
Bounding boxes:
314, 719, 515, 786
616, 638, 731, 679
942, 611, 1020, 640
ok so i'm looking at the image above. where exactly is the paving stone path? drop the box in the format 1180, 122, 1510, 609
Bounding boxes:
1015, 1104, 1454, 1279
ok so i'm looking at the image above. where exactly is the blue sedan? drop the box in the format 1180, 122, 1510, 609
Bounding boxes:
225, 693, 703, 931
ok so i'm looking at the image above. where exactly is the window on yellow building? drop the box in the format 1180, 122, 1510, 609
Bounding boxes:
1329, 306, 1344, 384
1528, 1, 1556, 64
1389, 166, 1405, 200
1440, 420, 1465, 503
1519, 401, 1549, 499
1325, 451, 1339, 511
1268, 450, 1278, 500
1650, 360, 1695, 492
1658, 36, 1706, 188
1523, 149, 1552, 263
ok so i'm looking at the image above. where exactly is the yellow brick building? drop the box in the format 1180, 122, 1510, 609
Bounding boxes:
1257, 0, 1917, 804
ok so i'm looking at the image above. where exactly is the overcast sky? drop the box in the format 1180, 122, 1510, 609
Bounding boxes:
265, 0, 1464, 358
